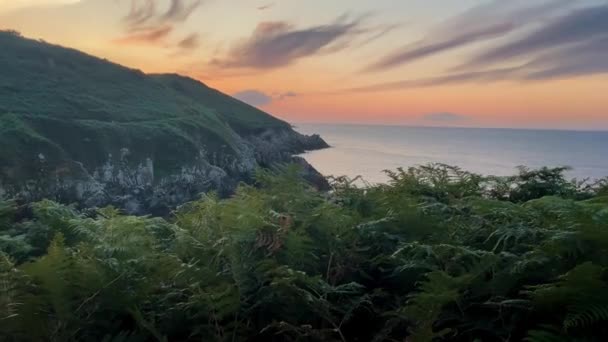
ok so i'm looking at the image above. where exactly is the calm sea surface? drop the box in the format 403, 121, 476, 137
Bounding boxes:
296, 124, 608, 184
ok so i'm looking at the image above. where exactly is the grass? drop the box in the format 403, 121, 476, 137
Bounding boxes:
0, 30, 291, 181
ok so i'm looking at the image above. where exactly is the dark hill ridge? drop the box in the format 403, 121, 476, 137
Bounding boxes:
0, 31, 328, 214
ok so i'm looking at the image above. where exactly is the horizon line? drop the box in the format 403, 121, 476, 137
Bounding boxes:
290, 121, 608, 133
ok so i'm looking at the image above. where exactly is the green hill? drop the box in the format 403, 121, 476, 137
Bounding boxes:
0, 30, 328, 214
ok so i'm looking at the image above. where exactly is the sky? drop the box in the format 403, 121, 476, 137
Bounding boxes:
1, 0, 607, 130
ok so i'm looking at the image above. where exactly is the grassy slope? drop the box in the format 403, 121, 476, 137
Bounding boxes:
0, 31, 290, 179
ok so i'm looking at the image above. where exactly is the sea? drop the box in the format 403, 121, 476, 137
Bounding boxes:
295, 124, 608, 184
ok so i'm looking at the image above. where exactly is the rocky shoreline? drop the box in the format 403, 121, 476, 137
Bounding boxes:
0, 127, 329, 216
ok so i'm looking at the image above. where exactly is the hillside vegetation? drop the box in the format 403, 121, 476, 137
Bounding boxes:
0, 31, 285, 170
2, 164, 608, 341
0, 31, 327, 213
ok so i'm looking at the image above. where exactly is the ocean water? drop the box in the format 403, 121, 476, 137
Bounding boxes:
295, 124, 608, 184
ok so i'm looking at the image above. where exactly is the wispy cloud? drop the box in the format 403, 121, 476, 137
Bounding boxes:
522, 35, 608, 80
349, 41, 608, 92
348, 67, 519, 92
177, 32, 200, 49
211, 15, 380, 69
124, 0, 201, 29
161, 0, 201, 22
277, 91, 297, 100
257, 3, 274, 11
124, 0, 157, 27
365, 0, 577, 72
350, 3, 608, 92
117, 0, 202, 47
366, 23, 513, 72
114, 25, 173, 45
464, 5, 608, 68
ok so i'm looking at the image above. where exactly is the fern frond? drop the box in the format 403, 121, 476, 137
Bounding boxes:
564, 303, 608, 330
402, 270, 474, 342
0, 252, 24, 321
525, 325, 570, 342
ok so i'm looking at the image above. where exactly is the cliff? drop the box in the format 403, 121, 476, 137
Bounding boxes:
0, 31, 329, 215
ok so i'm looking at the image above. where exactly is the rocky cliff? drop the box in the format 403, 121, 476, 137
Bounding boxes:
0, 31, 329, 215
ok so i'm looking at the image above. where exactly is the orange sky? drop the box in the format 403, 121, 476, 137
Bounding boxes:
1, 0, 607, 130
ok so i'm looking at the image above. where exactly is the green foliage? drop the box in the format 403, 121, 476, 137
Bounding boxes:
527, 262, 608, 336
0, 32, 292, 184
595, 178, 608, 196
0, 253, 27, 331
384, 164, 484, 202
403, 271, 474, 342
490, 166, 589, 202
1, 164, 608, 341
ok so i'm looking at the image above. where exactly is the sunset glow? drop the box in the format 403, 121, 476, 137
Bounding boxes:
2, 0, 607, 130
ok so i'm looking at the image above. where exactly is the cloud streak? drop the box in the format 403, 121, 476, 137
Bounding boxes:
365, 0, 577, 72
347, 67, 520, 92
465, 5, 608, 68
366, 23, 513, 72
177, 32, 199, 49
124, 0, 157, 27
124, 0, 201, 28
349, 44, 608, 92
350, 3, 608, 92
161, 0, 201, 22
277, 91, 297, 100
522, 35, 608, 80
257, 3, 274, 11
114, 25, 173, 45
117, 0, 202, 47
211, 15, 380, 69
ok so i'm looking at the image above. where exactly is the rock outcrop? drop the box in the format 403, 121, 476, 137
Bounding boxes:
0, 127, 327, 215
